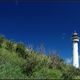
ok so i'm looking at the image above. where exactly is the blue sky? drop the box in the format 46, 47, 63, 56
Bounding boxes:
0, 0, 80, 62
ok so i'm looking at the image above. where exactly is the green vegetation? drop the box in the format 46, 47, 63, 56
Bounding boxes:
0, 35, 80, 79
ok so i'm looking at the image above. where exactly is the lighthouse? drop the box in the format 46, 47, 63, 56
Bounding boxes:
72, 32, 79, 68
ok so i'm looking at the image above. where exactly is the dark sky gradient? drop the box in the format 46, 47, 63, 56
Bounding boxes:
0, 0, 80, 61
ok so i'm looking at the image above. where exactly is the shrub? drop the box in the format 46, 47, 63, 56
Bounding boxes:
16, 43, 27, 59
0, 35, 5, 47
0, 63, 27, 79
22, 52, 50, 77
32, 67, 62, 79
49, 53, 64, 69
5, 40, 14, 51
62, 66, 80, 79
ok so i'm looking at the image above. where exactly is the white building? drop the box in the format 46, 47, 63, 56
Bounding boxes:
72, 32, 79, 68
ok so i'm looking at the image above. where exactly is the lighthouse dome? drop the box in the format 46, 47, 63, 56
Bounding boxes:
73, 32, 78, 36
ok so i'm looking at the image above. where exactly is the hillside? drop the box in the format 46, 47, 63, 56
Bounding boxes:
0, 35, 80, 79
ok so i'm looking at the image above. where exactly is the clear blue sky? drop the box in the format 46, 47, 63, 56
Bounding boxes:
0, 0, 80, 61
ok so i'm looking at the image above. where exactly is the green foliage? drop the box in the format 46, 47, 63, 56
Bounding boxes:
0, 48, 26, 66
49, 53, 64, 69
62, 66, 80, 79
32, 68, 62, 79
0, 48, 27, 79
23, 52, 50, 75
16, 43, 27, 59
5, 40, 14, 51
0, 63, 27, 79
0, 34, 80, 79
0, 35, 5, 47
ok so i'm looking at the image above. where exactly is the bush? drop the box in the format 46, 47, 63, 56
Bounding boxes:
0, 63, 27, 79
5, 40, 14, 51
16, 43, 27, 59
49, 53, 64, 69
62, 65, 80, 79
22, 52, 50, 77
32, 68, 62, 79
0, 35, 5, 47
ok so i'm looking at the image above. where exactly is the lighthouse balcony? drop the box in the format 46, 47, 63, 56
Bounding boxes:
73, 39, 79, 42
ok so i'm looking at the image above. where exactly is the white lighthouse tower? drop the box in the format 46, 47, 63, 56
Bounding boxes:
72, 32, 79, 68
